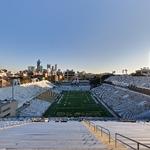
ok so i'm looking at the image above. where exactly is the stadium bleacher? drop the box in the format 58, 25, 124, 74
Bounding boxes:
0, 121, 107, 150
0, 120, 31, 130
0, 120, 149, 150
92, 84, 150, 120
106, 75, 150, 89
0, 80, 54, 108
18, 99, 51, 117
57, 85, 90, 91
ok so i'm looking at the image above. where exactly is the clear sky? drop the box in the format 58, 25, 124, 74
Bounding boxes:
0, 0, 150, 73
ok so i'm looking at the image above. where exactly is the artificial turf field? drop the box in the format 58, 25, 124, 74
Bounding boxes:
44, 91, 112, 117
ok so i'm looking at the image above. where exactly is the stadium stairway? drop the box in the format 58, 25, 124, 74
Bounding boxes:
0, 121, 108, 150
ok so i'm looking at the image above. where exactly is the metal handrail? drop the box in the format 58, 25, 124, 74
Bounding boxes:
85, 120, 150, 149
89, 122, 97, 131
84, 120, 111, 143
84, 120, 91, 127
89, 122, 95, 127
96, 125, 111, 143
115, 133, 150, 150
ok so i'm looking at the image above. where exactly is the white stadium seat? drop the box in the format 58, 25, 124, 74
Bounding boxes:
92, 84, 150, 120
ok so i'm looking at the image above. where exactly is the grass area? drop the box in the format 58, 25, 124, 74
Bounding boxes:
44, 91, 112, 117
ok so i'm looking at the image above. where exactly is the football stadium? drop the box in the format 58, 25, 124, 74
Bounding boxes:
0, 0, 150, 149
0, 76, 150, 149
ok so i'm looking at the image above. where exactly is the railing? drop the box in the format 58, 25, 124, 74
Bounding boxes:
89, 122, 95, 128
96, 125, 111, 143
84, 120, 150, 150
115, 133, 150, 150
85, 120, 111, 143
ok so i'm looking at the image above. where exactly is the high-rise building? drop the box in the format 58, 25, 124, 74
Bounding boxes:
28, 66, 35, 72
37, 59, 41, 72
64, 70, 75, 81
51, 66, 54, 71
55, 64, 57, 71
47, 64, 51, 70
39, 66, 43, 73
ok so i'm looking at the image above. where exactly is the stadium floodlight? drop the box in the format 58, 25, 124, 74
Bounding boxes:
10, 76, 19, 100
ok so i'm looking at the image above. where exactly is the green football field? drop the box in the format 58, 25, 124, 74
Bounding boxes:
44, 91, 112, 117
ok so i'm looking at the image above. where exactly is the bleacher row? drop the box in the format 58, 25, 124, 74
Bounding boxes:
0, 80, 54, 108
18, 88, 61, 117
0, 121, 107, 150
0, 120, 31, 129
92, 84, 150, 120
57, 85, 91, 91
18, 99, 51, 117
37, 89, 59, 101
106, 75, 150, 89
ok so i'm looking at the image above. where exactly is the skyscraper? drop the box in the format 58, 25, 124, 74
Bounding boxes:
37, 59, 41, 72
47, 64, 51, 70
55, 64, 57, 71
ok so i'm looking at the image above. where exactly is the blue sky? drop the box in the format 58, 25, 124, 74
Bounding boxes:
0, 0, 150, 73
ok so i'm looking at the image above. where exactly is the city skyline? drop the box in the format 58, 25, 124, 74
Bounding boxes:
0, 0, 150, 73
